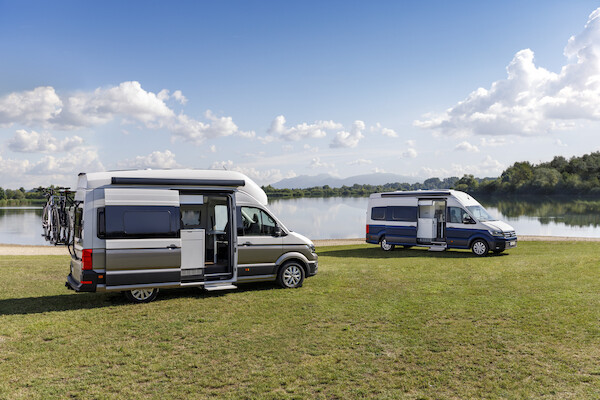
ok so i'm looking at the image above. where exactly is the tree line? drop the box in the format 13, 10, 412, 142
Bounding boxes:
455, 151, 600, 195
263, 152, 600, 198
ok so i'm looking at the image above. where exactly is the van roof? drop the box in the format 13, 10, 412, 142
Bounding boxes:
78, 169, 268, 205
370, 189, 474, 203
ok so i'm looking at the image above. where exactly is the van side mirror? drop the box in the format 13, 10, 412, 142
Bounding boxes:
462, 215, 475, 224
273, 226, 284, 237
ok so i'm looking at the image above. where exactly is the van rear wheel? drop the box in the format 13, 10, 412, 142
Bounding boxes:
277, 262, 305, 288
471, 239, 489, 257
124, 288, 159, 303
380, 238, 395, 251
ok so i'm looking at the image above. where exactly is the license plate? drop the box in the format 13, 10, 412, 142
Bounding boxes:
509, 241, 516, 247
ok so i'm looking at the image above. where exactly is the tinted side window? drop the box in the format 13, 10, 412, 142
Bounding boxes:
371, 207, 386, 220
99, 206, 180, 239
389, 206, 417, 222
447, 207, 468, 224
237, 206, 277, 236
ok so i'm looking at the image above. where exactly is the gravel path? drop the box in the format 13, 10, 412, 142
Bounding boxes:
0, 235, 598, 256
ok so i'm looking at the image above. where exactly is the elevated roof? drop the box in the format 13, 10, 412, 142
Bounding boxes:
78, 169, 268, 205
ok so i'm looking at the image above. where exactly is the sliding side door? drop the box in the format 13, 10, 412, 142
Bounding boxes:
101, 188, 182, 289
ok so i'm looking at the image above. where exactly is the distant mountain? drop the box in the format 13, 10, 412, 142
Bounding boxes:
271, 173, 420, 189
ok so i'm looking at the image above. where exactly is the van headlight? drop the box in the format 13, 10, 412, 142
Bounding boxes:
489, 229, 504, 237
307, 244, 316, 253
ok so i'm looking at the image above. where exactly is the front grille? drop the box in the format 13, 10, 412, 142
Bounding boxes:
504, 231, 516, 238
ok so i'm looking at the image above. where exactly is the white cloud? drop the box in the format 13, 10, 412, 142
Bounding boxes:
330, 120, 366, 148
7, 130, 84, 153
415, 8, 600, 137
117, 150, 180, 169
209, 160, 295, 185
372, 167, 386, 173
209, 145, 217, 153
406, 140, 416, 147
171, 110, 255, 144
370, 122, 398, 137
172, 90, 187, 105
454, 141, 480, 152
269, 115, 342, 141
0, 86, 63, 128
309, 156, 335, 169
0, 81, 251, 145
420, 155, 503, 178
348, 158, 372, 166
555, 138, 568, 147
402, 148, 418, 158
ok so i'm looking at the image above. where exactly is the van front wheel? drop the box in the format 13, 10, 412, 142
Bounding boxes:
471, 239, 489, 256
380, 238, 395, 251
124, 288, 159, 303
277, 262, 305, 288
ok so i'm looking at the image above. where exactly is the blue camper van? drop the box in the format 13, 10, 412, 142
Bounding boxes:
366, 190, 517, 256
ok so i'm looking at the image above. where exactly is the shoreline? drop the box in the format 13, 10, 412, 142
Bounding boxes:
0, 235, 598, 255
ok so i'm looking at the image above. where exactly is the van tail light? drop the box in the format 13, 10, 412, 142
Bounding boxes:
366, 225, 370, 234
82, 249, 93, 270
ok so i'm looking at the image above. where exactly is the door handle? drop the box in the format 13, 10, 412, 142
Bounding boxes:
167, 244, 178, 249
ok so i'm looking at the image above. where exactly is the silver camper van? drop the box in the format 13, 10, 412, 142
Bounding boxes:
65, 169, 318, 302
366, 190, 517, 256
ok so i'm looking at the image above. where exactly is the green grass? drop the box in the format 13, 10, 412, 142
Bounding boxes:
1, 242, 599, 399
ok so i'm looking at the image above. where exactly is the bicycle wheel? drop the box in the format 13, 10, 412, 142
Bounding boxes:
51, 208, 61, 245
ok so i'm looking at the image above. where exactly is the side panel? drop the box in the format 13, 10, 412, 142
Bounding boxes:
103, 189, 182, 288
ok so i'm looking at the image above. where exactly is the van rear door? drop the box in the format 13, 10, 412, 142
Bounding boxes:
101, 188, 181, 289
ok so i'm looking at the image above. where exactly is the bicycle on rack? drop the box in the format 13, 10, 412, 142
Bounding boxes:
41, 187, 76, 247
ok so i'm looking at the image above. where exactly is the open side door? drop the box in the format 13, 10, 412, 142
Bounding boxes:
102, 188, 181, 289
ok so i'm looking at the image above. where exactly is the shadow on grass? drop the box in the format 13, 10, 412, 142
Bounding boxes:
0, 281, 282, 316
318, 246, 509, 259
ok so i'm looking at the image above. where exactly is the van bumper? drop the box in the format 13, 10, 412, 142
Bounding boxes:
307, 260, 318, 276
66, 271, 98, 292
491, 237, 518, 251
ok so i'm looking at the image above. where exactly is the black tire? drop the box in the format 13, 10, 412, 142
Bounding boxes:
380, 238, 395, 251
124, 288, 159, 303
471, 239, 489, 256
277, 261, 305, 288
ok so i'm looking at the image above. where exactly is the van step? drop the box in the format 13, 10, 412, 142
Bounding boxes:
428, 245, 447, 252
204, 284, 237, 292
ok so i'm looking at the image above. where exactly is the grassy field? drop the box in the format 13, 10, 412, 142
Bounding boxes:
0, 242, 599, 399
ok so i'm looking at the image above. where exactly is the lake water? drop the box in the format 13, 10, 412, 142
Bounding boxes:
2, 196, 600, 245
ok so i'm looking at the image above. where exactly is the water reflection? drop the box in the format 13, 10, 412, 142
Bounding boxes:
0, 207, 48, 246
269, 196, 600, 239
1, 196, 600, 245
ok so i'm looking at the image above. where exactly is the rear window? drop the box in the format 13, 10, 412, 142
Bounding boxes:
98, 206, 180, 239
371, 207, 386, 220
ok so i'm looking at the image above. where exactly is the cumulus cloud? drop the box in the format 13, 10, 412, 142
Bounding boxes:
370, 122, 398, 137
480, 137, 509, 147
7, 130, 84, 153
309, 156, 335, 169
171, 110, 255, 144
0, 86, 62, 127
117, 150, 180, 169
348, 158, 372, 166
0, 81, 251, 145
454, 141, 480, 152
209, 160, 295, 185
415, 8, 600, 137
269, 115, 342, 141
401, 148, 418, 158
330, 120, 366, 148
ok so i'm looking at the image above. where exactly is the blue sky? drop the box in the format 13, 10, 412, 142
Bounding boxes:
1, 0, 599, 188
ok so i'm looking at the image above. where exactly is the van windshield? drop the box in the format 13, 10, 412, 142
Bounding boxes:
466, 205, 496, 222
